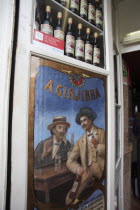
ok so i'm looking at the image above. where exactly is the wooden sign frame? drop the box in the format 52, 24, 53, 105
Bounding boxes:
28, 55, 107, 210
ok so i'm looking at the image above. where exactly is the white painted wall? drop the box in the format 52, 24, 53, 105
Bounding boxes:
0, 0, 15, 209
117, 0, 140, 42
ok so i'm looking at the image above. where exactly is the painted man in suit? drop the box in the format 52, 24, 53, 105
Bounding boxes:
34, 116, 71, 168
66, 107, 105, 205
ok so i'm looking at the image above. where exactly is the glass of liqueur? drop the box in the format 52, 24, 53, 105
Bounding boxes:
41, 6, 53, 36
85, 28, 93, 64
93, 32, 100, 66
88, 0, 95, 25
75, 23, 84, 61
70, 0, 79, 15
80, 0, 88, 20
65, 18, 75, 58
54, 12, 64, 40
95, 0, 103, 30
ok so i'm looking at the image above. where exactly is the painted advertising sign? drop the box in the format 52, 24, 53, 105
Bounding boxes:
28, 56, 106, 210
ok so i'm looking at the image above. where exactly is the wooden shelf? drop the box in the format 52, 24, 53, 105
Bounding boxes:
40, 0, 104, 36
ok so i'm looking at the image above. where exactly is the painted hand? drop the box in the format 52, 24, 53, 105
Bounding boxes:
76, 166, 84, 176
91, 137, 98, 148
41, 141, 53, 160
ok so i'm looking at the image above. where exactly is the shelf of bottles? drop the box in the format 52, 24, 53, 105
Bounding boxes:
34, 0, 105, 68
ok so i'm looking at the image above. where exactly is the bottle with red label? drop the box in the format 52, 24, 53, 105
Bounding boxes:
85, 28, 93, 64
41, 6, 53, 36
70, 0, 79, 15
75, 23, 84, 61
93, 32, 100, 66
88, 0, 95, 25
54, 12, 64, 40
80, 0, 88, 20
65, 18, 75, 58
95, 0, 103, 29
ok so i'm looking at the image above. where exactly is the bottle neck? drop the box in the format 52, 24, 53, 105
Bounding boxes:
86, 33, 90, 41
57, 18, 62, 27
88, 0, 92, 5
77, 28, 83, 39
67, 23, 72, 32
45, 12, 51, 21
95, 1, 100, 8
93, 37, 99, 45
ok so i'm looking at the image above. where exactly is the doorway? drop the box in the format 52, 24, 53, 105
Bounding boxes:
123, 50, 140, 209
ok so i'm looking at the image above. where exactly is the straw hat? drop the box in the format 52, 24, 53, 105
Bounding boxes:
48, 116, 70, 130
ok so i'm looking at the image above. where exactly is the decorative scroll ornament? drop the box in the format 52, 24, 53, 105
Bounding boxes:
69, 74, 85, 88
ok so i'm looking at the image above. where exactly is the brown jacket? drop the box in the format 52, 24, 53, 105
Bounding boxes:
66, 125, 105, 175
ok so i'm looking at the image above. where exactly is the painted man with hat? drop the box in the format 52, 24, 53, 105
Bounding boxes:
66, 107, 105, 205
34, 116, 71, 168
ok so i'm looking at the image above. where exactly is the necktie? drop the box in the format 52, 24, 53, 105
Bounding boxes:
88, 133, 93, 137
54, 143, 60, 146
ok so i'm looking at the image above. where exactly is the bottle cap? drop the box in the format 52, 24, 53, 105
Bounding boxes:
78, 23, 82, 29
86, 28, 90, 33
57, 12, 62, 18
68, 17, 72, 24
94, 32, 99, 38
46, 5, 51, 12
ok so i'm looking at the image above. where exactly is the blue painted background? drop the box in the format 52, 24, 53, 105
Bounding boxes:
34, 66, 105, 148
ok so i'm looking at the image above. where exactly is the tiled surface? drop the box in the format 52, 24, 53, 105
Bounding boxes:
124, 153, 132, 210
131, 195, 140, 210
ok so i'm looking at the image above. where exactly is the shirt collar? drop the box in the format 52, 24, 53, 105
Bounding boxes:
87, 127, 94, 136
53, 135, 67, 145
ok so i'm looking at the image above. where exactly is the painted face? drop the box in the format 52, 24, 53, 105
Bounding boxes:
53, 124, 67, 142
80, 115, 92, 132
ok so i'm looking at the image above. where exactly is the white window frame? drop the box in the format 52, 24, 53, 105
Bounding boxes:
0, 0, 15, 209
10, 0, 116, 209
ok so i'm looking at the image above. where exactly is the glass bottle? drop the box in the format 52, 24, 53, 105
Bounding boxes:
34, 2, 41, 31
85, 28, 93, 64
93, 32, 100, 66
41, 6, 53, 36
95, 0, 103, 29
70, 0, 79, 15
65, 18, 75, 58
54, 12, 64, 40
60, 0, 68, 7
80, 0, 88, 20
75, 23, 84, 61
68, 175, 82, 199
88, 0, 95, 25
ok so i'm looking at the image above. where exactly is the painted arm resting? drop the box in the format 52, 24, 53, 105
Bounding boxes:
66, 141, 81, 174
97, 129, 105, 157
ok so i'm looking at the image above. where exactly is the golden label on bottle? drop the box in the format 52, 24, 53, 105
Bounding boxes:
71, 181, 79, 192
96, 9, 103, 25
41, 24, 53, 36
75, 40, 84, 58
88, 5, 95, 21
66, 35, 75, 55
93, 47, 100, 64
80, 0, 87, 16
70, 0, 79, 10
85, 44, 93, 61
54, 30, 64, 40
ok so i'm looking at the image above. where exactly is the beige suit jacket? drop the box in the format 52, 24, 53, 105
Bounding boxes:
66, 124, 105, 175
